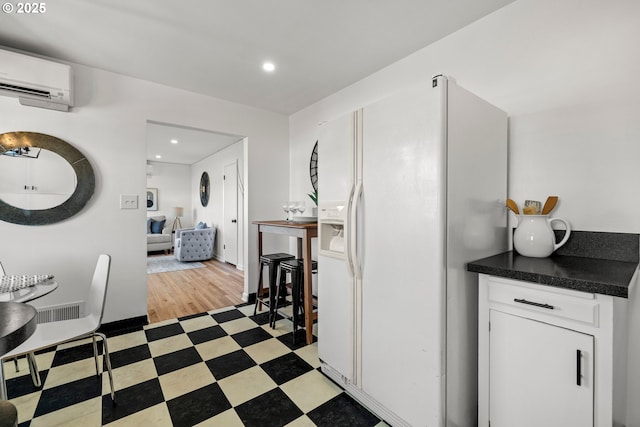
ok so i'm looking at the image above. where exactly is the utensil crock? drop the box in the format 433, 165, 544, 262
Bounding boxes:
513, 215, 571, 258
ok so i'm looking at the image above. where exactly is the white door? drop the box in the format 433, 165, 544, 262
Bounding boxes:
317, 111, 357, 381
31, 149, 76, 195
318, 112, 355, 202
489, 310, 594, 427
0, 154, 29, 208
359, 82, 446, 427
223, 162, 238, 266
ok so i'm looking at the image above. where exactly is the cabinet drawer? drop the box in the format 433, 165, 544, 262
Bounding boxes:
487, 277, 599, 326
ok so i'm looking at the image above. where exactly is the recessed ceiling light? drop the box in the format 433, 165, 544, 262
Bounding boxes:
262, 62, 275, 72
155, 154, 162, 159
170, 139, 178, 144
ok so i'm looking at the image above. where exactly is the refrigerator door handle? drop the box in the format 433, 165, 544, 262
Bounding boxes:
350, 181, 363, 280
345, 184, 356, 277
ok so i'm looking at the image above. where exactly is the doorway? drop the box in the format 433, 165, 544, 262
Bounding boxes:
146, 121, 247, 322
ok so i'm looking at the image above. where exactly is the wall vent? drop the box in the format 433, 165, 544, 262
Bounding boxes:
36, 301, 84, 324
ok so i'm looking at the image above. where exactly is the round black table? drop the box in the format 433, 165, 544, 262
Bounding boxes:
0, 301, 36, 425
0, 301, 37, 356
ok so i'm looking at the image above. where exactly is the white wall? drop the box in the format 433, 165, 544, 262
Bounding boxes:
289, 0, 640, 424
192, 139, 245, 270
0, 55, 289, 324
146, 161, 192, 227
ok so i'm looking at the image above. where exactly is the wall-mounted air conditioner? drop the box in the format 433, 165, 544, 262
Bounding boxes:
0, 48, 73, 112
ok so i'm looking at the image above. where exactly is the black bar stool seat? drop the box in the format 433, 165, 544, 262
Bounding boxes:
253, 253, 295, 324
273, 259, 318, 343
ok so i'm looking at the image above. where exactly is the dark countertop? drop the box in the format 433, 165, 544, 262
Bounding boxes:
467, 251, 638, 298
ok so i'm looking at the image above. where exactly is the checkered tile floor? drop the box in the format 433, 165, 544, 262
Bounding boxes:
5, 302, 387, 426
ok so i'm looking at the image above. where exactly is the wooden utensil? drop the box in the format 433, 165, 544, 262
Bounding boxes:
541, 196, 559, 215
506, 198, 520, 215
524, 200, 542, 215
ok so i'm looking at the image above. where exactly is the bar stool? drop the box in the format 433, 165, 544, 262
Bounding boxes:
253, 253, 295, 324
273, 259, 318, 342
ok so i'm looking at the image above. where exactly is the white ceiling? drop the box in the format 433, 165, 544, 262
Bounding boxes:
1, 0, 516, 164
0, 0, 515, 115
146, 122, 243, 165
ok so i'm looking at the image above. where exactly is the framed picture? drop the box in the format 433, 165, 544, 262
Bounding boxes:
146, 188, 158, 211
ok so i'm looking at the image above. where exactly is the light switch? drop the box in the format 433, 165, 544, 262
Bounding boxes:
120, 195, 138, 209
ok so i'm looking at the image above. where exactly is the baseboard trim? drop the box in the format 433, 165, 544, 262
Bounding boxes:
246, 292, 256, 304
99, 315, 148, 337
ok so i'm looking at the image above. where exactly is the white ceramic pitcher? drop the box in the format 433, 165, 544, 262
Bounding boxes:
513, 215, 571, 258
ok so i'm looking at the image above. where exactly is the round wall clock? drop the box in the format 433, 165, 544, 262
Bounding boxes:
200, 171, 210, 207
309, 141, 318, 193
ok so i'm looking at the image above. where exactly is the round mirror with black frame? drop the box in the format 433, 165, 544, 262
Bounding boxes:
0, 131, 95, 226
200, 171, 210, 207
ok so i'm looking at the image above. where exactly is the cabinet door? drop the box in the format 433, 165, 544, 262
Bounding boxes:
489, 310, 593, 427
31, 149, 76, 195
0, 155, 29, 194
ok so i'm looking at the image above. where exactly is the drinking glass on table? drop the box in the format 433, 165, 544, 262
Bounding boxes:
283, 202, 294, 220
296, 201, 306, 216
289, 202, 299, 217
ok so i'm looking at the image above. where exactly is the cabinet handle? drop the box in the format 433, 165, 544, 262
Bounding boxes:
513, 298, 554, 310
576, 350, 582, 386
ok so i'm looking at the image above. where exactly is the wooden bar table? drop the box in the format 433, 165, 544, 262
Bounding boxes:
253, 220, 317, 345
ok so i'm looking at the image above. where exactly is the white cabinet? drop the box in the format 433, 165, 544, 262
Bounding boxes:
489, 310, 593, 426
479, 274, 628, 427
0, 149, 76, 210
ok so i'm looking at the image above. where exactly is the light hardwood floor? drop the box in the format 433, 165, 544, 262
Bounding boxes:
147, 256, 245, 324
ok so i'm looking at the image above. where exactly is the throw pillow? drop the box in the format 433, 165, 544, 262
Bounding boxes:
150, 219, 166, 234
147, 218, 152, 234
195, 222, 208, 230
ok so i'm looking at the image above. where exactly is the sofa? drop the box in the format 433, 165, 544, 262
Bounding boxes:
174, 224, 216, 262
147, 215, 174, 253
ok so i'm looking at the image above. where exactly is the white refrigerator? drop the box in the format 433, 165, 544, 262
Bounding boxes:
317, 75, 507, 427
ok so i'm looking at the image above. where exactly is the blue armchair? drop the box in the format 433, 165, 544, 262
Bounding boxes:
174, 226, 216, 262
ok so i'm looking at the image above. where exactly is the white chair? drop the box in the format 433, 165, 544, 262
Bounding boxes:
0, 254, 115, 402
